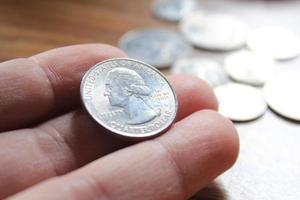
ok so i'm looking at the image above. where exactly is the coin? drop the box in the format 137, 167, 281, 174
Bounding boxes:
179, 12, 249, 51
214, 83, 267, 121
152, 0, 199, 22
119, 28, 192, 68
263, 71, 300, 121
172, 57, 228, 87
247, 27, 300, 60
224, 50, 275, 86
80, 58, 178, 139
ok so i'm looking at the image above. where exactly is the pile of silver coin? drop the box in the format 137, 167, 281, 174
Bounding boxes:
118, 0, 300, 122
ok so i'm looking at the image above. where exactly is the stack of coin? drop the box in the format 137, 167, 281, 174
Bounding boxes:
224, 50, 275, 86
263, 71, 300, 122
152, 0, 199, 22
119, 28, 192, 68
115, 0, 300, 123
214, 83, 267, 121
179, 12, 249, 51
247, 27, 300, 60
219, 26, 300, 121
172, 57, 228, 88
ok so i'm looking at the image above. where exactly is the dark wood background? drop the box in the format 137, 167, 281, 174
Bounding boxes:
0, 0, 172, 60
1, 0, 300, 199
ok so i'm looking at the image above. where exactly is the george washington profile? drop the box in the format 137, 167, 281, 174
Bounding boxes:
104, 67, 160, 125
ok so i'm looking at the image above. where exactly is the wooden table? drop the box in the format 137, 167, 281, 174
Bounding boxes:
1, 0, 300, 199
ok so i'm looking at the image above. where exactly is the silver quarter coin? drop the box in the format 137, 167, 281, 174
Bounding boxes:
179, 12, 249, 51
224, 50, 275, 86
119, 28, 192, 68
152, 0, 199, 22
263, 71, 300, 121
247, 27, 300, 60
214, 83, 267, 121
172, 57, 228, 87
81, 58, 178, 139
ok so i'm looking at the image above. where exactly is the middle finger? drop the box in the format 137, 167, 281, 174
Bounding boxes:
0, 75, 217, 199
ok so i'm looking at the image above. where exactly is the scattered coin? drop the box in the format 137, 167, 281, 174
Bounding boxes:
152, 0, 199, 22
81, 58, 178, 139
214, 83, 267, 121
179, 12, 249, 51
172, 57, 228, 87
119, 28, 192, 68
263, 71, 300, 121
224, 50, 275, 86
247, 27, 300, 60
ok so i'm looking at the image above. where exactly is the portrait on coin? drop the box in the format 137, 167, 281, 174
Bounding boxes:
104, 67, 160, 125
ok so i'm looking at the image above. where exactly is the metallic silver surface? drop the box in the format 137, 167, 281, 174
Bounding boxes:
119, 28, 192, 68
215, 83, 267, 121
263, 71, 300, 121
179, 12, 249, 51
152, 0, 199, 22
247, 27, 300, 60
225, 50, 275, 86
172, 57, 228, 87
81, 58, 178, 139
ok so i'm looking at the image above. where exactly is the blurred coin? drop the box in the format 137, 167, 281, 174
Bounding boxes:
247, 27, 300, 60
152, 0, 199, 22
215, 83, 267, 121
224, 50, 275, 86
119, 28, 192, 69
81, 58, 178, 139
172, 57, 228, 87
263, 71, 300, 121
179, 12, 249, 51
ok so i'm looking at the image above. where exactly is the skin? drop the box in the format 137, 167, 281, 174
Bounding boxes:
0, 44, 239, 200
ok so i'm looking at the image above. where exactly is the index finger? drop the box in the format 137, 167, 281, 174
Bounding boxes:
0, 44, 126, 131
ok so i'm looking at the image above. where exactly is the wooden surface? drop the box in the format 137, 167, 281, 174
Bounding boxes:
0, 0, 173, 61
1, 0, 300, 199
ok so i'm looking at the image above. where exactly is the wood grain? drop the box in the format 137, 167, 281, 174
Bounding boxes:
0, 0, 172, 60
1, 0, 300, 200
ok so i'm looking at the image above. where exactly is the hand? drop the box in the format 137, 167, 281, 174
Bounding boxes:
0, 44, 239, 200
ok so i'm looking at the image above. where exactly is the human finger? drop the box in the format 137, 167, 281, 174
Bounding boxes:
0, 44, 126, 131
0, 75, 217, 198
8, 110, 239, 200
168, 75, 218, 121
